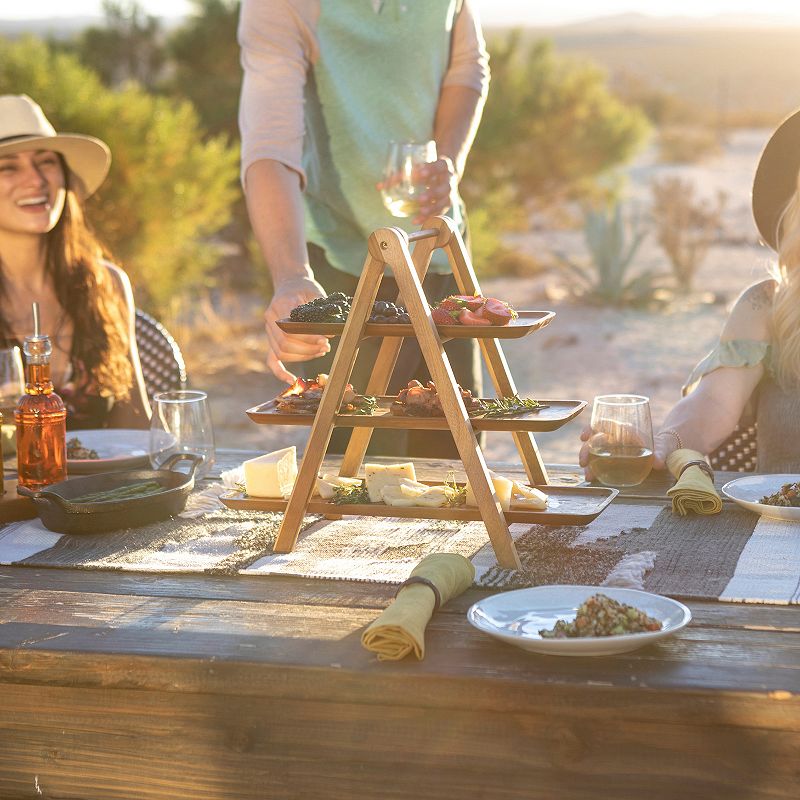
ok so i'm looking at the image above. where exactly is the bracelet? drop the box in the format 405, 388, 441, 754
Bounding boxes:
678, 459, 715, 482
395, 576, 441, 612
658, 427, 683, 451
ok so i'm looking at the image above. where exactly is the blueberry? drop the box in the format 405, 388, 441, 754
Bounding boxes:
374, 301, 389, 314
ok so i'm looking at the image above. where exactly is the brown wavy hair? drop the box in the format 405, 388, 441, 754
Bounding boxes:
0, 164, 133, 400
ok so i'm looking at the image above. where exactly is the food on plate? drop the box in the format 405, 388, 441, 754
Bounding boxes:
465, 471, 548, 512
364, 462, 417, 502
315, 473, 364, 500
275, 374, 375, 415
391, 380, 482, 417
474, 396, 548, 417
66, 437, 99, 460
72, 480, 162, 503
430, 294, 518, 327
539, 593, 662, 639
243, 446, 297, 498
760, 480, 800, 507
288, 293, 410, 324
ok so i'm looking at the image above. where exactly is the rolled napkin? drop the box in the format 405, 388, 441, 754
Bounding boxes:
361, 553, 475, 661
666, 448, 722, 516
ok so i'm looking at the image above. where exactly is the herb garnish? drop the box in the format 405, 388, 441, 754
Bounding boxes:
352, 396, 378, 415
332, 481, 371, 505
471, 396, 548, 417
444, 471, 466, 507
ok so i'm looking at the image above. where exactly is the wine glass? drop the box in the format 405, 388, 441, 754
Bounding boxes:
0, 346, 24, 459
150, 390, 216, 479
588, 395, 654, 488
380, 140, 437, 218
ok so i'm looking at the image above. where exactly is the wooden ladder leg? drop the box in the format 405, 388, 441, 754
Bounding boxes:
433, 218, 550, 486
338, 230, 446, 477
273, 253, 385, 553
378, 227, 521, 570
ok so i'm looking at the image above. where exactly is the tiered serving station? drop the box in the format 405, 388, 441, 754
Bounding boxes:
223, 216, 615, 568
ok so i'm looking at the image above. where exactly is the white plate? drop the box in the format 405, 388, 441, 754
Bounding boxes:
67, 428, 152, 474
467, 585, 691, 657
721, 474, 800, 521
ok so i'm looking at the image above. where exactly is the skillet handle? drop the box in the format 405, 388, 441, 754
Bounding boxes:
159, 452, 204, 478
16, 485, 43, 500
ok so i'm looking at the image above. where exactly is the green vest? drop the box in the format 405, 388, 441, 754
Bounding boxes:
304, 0, 463, 275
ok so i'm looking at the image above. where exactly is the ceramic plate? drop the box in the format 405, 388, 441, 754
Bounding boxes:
467, 585, 691, 657
721, 474, 800, 521
67, 429, 152, 475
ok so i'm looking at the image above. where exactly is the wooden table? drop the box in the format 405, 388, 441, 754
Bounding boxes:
0, 454, 798, 799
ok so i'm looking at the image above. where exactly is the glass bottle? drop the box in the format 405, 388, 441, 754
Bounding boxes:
15, 333, 67, 490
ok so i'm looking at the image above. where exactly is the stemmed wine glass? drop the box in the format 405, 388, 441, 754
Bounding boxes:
588, 394, 655, 488
380, 140, 437, 218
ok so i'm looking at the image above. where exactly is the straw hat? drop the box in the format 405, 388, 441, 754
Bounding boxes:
0, 94, 111, 198
752, 107, 800, 252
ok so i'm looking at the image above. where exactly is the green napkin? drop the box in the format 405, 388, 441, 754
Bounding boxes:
666, 448, 722, 516
362, 553, 475, 661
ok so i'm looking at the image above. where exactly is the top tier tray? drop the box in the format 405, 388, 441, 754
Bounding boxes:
276, 310, 554, 339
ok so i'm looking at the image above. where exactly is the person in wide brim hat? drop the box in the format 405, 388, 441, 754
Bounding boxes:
752, 107, 800, 252
0, 94, 111, 198
0, 94, 150, 430
581, 110, 800, 477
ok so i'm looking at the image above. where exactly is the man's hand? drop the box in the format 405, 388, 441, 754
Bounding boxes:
264, 276, 330, 383
412, 156, 457, 224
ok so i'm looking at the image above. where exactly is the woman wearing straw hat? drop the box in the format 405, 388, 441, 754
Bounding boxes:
580, 109, 800, 475
0, 94, 149, 429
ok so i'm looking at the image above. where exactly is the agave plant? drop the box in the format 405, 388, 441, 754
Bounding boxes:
556, 203, 660, 306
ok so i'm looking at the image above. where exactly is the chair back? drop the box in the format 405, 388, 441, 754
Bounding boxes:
134, 309, 187, 399
707, 423, 758, 472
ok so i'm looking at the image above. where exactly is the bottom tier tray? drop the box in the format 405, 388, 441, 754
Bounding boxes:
220, 485, 618, 526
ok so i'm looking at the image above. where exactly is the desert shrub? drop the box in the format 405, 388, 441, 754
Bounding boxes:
556, 203, 661, 306
651, 177, 725, 291
0, 37, 240, 314
657, 126, 722, 164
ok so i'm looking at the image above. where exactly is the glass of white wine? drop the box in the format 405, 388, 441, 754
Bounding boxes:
588, 395, 654, 488
0, 346, 24, 458
380, 140, 437, 218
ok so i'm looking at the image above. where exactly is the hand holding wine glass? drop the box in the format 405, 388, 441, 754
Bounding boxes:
583, 395, 655, 488
379, 140, 444, 221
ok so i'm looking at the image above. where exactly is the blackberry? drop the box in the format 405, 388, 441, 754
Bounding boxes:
329, 292, 348, 302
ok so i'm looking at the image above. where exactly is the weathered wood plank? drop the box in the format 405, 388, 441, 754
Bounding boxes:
0, 683, 798, 800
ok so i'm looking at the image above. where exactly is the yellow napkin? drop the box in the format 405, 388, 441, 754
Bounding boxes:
361, 553, 475, 661
666, 448, 722, 516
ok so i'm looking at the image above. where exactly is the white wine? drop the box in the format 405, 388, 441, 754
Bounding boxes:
588, 445, 654, 488
381, 189, 420, 218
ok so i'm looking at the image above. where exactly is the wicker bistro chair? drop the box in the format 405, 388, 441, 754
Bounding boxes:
707, 421, 758, 473
134, 309, 187, 399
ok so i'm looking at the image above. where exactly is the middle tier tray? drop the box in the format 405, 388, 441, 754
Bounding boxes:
247, 397, 587, 432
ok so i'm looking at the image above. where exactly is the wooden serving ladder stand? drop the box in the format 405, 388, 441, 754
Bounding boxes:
273, 216, 557, 569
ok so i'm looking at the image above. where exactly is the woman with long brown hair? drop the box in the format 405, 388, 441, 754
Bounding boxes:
580, 108, 800, 475
0, 94, 149, 428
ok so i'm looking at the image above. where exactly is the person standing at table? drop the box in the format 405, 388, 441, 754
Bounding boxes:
0, 94, 150, 430
238, 0, 489, 456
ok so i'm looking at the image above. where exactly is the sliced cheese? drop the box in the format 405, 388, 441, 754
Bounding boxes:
316, 474, 363, 500
397, 478, 430, 498
511, 481, 548, 510
364, 462, 417, 503
243, 446, 297, 499
382, 484, 451, 508
465, 470, 513, 512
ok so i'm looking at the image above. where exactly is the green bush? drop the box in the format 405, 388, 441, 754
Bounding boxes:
0, 36, 240, 314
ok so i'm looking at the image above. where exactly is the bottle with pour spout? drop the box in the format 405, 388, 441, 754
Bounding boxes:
15, 302, 67, 491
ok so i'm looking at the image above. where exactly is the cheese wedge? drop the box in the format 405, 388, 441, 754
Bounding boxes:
465, 470, 513, 512
364, 462, 417, 503
243, 447, 297, 498
511, 481, 548, 510
315, 474, 363, 500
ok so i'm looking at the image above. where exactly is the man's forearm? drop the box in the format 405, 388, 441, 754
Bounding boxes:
433, 85, 484, 178
244, 159, 312, 285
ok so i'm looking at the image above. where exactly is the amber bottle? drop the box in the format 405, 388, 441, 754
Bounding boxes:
15, 333, 67, 491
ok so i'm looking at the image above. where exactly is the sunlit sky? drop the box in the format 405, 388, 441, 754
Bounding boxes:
3, 0, 800, 25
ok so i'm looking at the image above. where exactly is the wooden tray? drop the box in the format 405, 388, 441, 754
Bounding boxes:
220, 484, 617, 527
276, 310, 555, 340
246, 398, 587, 432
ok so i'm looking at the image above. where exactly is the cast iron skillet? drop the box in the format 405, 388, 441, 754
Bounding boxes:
17, 453, 204, 534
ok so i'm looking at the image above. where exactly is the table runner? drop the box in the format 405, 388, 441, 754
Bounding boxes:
1, 481, 796, 604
